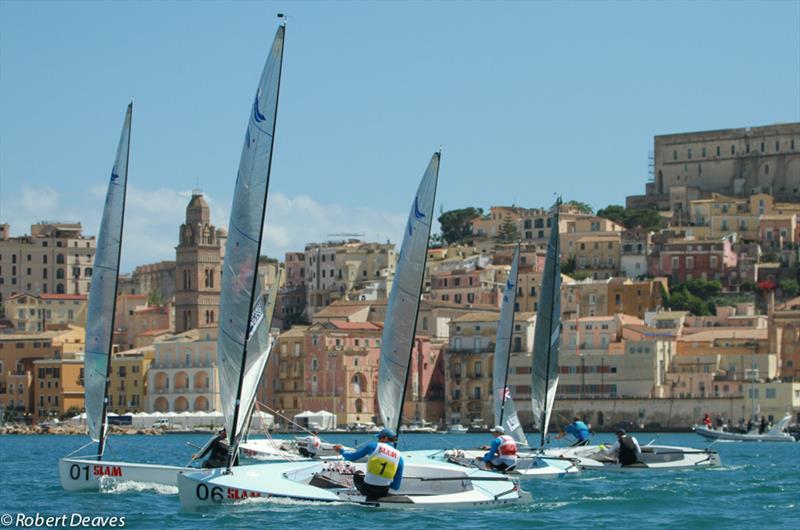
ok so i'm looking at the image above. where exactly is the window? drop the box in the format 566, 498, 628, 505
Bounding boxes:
760, 142, 765, 152
765, 388, 776, 399
687, 148, 692, 159
686, 256, 694, 269
746, 143, 750, 153
716, 146, 720, 156
672, 150, 677, 161
731, 145, 735, 155
775, 141, 779, 152
702, 147, 706, 157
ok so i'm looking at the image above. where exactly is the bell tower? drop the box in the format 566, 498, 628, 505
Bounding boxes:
175, 190, 224, 332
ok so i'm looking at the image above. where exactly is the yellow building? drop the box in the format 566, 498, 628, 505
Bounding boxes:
444, 311, 534, 427
570, 233, 622, 279
32, 358, 83, 420
107, 349, 154, 414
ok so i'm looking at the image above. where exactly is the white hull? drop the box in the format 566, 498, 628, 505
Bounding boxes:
407, 449, 579, 479
240, 438, 350, 461
693, 425, 796, 442
543, 444, 721, 471
59, 457, 193, 491
178, 459, 528, 509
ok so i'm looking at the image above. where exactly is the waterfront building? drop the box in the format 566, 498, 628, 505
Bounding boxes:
444, 311, 535, 427
147, 328, 219, 413
0, 222, 96, 303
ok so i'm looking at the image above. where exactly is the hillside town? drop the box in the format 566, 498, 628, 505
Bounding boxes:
1, 123, 799, 432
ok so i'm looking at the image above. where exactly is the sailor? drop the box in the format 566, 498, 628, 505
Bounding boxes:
702, 413, 712, 429
334, 428, 404, 501
298, 429, 322, 458
476, 426, 518, 471
194, 428, 238, 468
606, 429, 642, 466
558, 416, 592, 446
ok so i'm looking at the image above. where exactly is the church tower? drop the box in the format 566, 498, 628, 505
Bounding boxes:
175, 190, 225, 332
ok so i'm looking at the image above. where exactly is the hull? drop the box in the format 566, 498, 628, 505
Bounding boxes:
59, 457, 192, 491
407, 449, 579, 479
178, 459, 528, 509
240, 438, 349, 461
543, 444, 721, 471
693, 425, 796, 442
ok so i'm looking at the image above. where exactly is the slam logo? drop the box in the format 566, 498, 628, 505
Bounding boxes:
407, 196, 426, 236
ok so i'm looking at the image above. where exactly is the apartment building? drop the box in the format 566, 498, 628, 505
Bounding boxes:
0, 222, 96, 303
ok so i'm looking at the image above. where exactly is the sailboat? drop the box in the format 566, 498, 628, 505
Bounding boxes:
179, 152, 528, 508
429, 208, 578, 477
537, 206, 721, 470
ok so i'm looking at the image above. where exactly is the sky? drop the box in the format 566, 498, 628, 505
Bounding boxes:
1, 0, 798, 272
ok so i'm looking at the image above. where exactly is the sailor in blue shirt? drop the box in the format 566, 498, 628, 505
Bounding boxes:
334, 428, 404, 501
557, 416, 592, 446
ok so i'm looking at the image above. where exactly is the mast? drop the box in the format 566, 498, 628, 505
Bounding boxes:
498, 243, 521, 427
96, 103, 132, 459
226, 22, 286, 472
394, 152, 440, 443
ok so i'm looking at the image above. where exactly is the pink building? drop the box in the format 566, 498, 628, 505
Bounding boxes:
429, 266, 506, 308
654, 238, 737, 285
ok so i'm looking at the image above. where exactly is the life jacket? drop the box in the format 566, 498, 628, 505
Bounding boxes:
365, 442, 401, 487
207, 438, 232, 467
618, 435, 639, 466
498, 435, 517, 456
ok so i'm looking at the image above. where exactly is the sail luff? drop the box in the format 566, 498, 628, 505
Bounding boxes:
84, 104, 132, 455
217, 25, 285, 469
531, 199, 562, 446
377, 153, 440, 436
492, 244, 526, 445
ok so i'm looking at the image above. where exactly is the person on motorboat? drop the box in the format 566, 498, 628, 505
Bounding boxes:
702, 413, 712, 429
194, 428, 238, 468
298, 429, 321, 458
557, 416, 592, 446
476, 426, 518, 471
759, 417, 768, 434
333, 428, 404, 501
604, 429, 642, 466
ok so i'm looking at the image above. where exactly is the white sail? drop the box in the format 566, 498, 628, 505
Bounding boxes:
241, 270, 282, 437
492, 245, 526, 445
84, 104, 132, 445
531, 201, 561, 442
218, 26, 285, 444
377, 153, 440, 432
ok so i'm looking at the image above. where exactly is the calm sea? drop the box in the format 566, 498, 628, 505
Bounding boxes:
0, 433, 797, 529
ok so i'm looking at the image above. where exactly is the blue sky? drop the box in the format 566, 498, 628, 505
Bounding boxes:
1, 0, 798, 271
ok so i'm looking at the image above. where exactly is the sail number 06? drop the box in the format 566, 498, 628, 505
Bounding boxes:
196, 483, 224, 501
69, 464, 90, 481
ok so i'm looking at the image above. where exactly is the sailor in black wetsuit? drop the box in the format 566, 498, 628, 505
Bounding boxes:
195, 428, 239, 468
609, 429, 642, 466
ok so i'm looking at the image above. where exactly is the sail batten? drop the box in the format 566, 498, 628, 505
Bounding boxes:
84, 104, 132, 448
492, 245, 526, 445
377, 153, 440, 434
531, 200, 562, 445
218, 25, 285, 452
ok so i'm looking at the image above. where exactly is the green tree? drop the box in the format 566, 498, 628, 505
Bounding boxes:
779, 279, 799, 299
146, 290, 163, 307
494, 214, 519, 244
560, 256, 576, 274
595, 205, 627, 226
438, 207, 483, 245
567, 200, 593, 215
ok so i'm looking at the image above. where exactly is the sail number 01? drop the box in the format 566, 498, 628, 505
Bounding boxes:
196, 483, 224, 501
69, 463, 90, 481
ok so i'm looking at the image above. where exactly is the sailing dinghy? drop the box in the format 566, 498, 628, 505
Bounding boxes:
430, 208, 577, 478
179, 150, 528, 508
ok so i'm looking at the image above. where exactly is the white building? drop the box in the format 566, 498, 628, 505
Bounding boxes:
147, 328, 220, 413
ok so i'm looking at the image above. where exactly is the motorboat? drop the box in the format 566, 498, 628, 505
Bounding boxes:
693, 413, 796, 442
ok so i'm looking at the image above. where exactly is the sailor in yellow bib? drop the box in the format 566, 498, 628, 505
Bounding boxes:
335, 428, 405, 501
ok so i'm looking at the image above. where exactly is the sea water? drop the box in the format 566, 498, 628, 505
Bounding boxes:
0, 433, 797, 529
